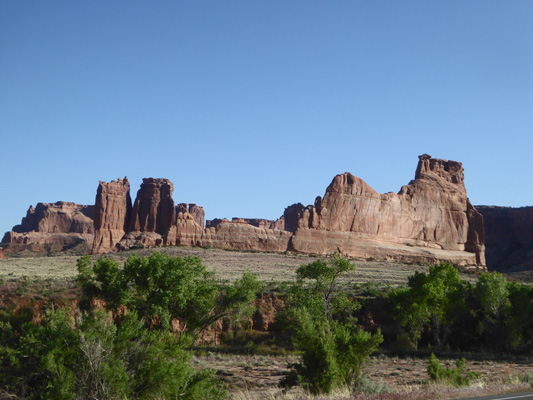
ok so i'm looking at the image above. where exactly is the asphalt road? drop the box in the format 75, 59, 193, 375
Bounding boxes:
459, 391, 533, 400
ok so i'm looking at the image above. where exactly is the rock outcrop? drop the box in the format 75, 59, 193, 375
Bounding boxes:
202, 219, 292, 253
1, 202, 95, 255
290, 154, 485, 266
177, 203, 204, 229
476, 206, 533, 271
129, 178, 175, 235
3, 154, 486, 267
91, 178, 132, 254
115, 155, 485, 266
114, 179, 206, 250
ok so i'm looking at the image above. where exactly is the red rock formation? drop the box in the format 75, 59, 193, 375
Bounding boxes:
4, 155, 485, 268
1, 202, 95, 255
12, 202, 94, 234
129, 178, 175, 235
177, 203, 205, 228
91, 178, 132, 254
0, 248, 5, 259
118, 182, 206, 250
202, 220, 292, 253
476, 206, 533, 271
233, 218, 277, 230
290, 154, 485, 266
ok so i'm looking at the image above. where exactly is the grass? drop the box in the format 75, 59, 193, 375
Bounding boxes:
190, 351, 533, 399
0, 246, 479, 288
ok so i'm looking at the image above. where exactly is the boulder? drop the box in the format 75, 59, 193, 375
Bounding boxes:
91, 177, 132, 254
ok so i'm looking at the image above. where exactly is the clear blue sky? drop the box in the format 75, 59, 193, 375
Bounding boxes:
1, 1, 532, 236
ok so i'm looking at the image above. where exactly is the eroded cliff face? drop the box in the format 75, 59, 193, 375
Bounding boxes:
290, 154, 485, 266
3, 155, 486, 267
476, 206, 533, 271
91, 178, 132, 254
129, 178, 175, 235
1, 202, 95, 255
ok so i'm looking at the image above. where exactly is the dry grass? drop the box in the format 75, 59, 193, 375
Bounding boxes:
193, 352, 533, 399
0, 246, 479, 287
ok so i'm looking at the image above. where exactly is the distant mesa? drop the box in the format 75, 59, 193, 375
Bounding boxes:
3, 155, 493, 268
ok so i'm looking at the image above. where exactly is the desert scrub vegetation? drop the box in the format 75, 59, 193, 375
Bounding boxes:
0, 309, 226, 399
427, 353, 481, 386
279, 254, 383, 395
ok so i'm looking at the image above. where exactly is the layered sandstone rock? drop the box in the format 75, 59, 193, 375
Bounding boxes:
290, 154, 485, 266
12, 202, 94, 234
117, 180, 206, 250
476, 206, 533, 271
4, 155, 484, 267
1, 202, 95, 255
176, 203, 205, 228
91, 178, 132, 254
129, 178, 175, 235
0, 248, 5, 259
165, 207, 204, 247
202, 220, 292, 253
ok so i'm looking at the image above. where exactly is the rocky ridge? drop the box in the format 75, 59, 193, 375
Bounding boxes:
91, 154, 485, 267
2, 155, 487, 267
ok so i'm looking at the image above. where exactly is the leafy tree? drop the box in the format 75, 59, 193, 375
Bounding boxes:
296, 253, 356, 320
474, 271, 510, 322
0, 308, 226, 399
506, 282, 533, 351
78, 252, 262, 339
387, 262, 467, 350
281, 254, 382, 394
473, 271, 510, 349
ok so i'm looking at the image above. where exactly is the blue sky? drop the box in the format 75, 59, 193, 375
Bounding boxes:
1, 1, 532, 236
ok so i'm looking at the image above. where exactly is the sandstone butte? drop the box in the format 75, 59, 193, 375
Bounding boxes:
1, 202, 94, 255
1, 155, 489, 267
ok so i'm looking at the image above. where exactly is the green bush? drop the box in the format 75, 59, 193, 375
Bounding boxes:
427, 353, 480, 387
281, 254, 382, 395
0, 308, 226, 399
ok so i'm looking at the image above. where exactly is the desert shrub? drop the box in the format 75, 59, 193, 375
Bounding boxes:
427, 353, 480, 387
281, 254, 382, 395
0, 308, 226, 399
